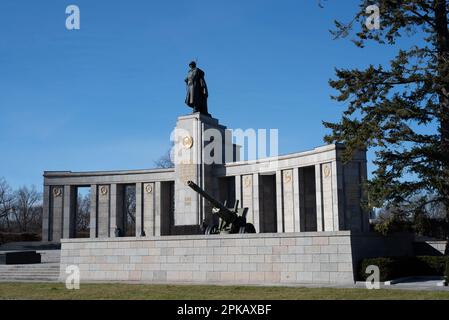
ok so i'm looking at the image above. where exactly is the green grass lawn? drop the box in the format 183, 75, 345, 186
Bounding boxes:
0, 282, 449, 300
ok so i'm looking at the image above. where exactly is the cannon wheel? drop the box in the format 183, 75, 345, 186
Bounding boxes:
205, 225, 219, 235
238, 223, 256, 234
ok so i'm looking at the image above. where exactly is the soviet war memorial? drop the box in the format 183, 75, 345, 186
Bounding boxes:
1, 0, 449, 310
44, 61, 372, 285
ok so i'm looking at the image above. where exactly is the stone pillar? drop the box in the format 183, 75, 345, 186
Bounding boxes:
42, 185, 50, 242
321, 163, 335, 231
97, 184, 110, 238
110, 184, 118, 237
143, 182, 156, 236
282, 169, 295, 233
252, 173, 260, 233
293, 168, 301, 232
173, 114, 227, 229
62, 185, 76, 239
241, 175, 254, 225
50, 186, 63, 242
275, 171, 283, 233
89, 184, 97, 238
315, 165, 323, 232
154, 181, 162, 236
334, 160, 345, 231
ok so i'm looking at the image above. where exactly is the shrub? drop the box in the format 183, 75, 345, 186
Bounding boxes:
415, 256, 447, 275
359, 257, 399, 282
359, 256, 449, 281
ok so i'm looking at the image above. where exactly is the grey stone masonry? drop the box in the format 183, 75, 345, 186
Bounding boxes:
173, 114, 237, 228
43, 117, 369, 242
60, 232, 357, 285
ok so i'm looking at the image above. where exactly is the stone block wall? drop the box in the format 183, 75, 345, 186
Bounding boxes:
60, 232, 356, 285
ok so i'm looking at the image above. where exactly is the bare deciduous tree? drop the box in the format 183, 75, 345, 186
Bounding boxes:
11, 186, 42, 233
124, 185, 136, 236
76, 192, 90, 237
0, 178, 14, 230
153, 149, 174, 169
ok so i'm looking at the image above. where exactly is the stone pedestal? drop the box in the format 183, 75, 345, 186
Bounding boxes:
172, 113, 236, 230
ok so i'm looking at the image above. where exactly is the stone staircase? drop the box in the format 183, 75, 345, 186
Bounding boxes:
0, 263, 60, 282
0, 242, 61, 282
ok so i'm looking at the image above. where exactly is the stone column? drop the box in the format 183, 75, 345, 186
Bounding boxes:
143, 182, 156, 236
293, 168, 301, 232
97, 184, 110, 238
315, 165, 323, 232
62, 185, 76, 239
252, 173, 260, 233
89, 184, 97, 238
241, 175, 254, 225
334, 160, 345, 231
282, 169, 295, 233
154, 181, 162, 236
110, 184, 118, 237
321, 163, 335, 232
50, 186, 63, 242
42, 185, 50, 242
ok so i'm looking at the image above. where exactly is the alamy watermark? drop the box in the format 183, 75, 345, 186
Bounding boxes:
170, 127, 280, 171
365, 265, 380, 290
66, 5, 80, 30
365, 5, 380, 30
65, 265, 80, 290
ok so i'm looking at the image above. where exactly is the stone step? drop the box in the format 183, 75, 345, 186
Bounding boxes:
0, 264, 60, 268
1, 275, 58, 278
0, 274, 59, 281
0, 269, 60, 272
0, 266, 59, 282
0, 273, 58, 276
0, 261, 60, 282
0, 277, 59, 282
0, 271, 59, 275
0, 268, 59, 271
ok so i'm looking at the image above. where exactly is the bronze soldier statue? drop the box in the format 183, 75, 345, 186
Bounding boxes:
185, 61, 210, 116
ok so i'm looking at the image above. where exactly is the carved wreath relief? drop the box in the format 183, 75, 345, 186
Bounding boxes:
100, 185, 108, 196
283, 171, 292, 184
244, 176, 252, 188
182, 136, 194, 149
323, 164, 331, 178
53, 187, 62, 197
145, 184, 153, 194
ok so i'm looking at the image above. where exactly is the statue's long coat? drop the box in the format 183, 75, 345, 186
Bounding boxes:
185, 68, 208, 113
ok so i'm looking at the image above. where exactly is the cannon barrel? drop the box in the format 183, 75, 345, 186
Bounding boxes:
187, 181, 237, 223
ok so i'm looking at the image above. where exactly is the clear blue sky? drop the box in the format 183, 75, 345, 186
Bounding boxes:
0, 0, 415, 189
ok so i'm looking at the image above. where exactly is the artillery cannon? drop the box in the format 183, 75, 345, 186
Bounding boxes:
187, 181, 256, 235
